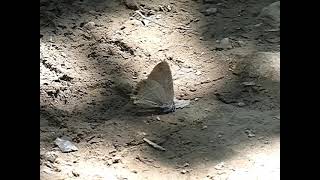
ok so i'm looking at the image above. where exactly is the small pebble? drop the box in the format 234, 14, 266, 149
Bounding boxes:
245, 130, 255, 138
41, 152, 58, 163
237, 102, 246, 107
253, 23, 263, 27
238, 40, 245, 46
155, 14, 162, 19
112, 158, 121, 164
167, 5, 172, 11
156, 116, 161, 121
132, 170, 138, 174
72, 171, 80, 177
84, 21, 95, 30
204, 7, 218, 16
242, 81, 256, 86
124, 0, 139, 10
219, 38, 232, 49
180, 169, 188, 174
214, 162, 225, 170
201, 79, 211, 84
273, 115, 280, 120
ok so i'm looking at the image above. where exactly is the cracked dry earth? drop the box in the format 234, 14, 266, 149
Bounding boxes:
40, 0, 280, 179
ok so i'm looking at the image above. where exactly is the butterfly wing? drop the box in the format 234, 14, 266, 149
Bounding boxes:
132, 79, 168, 108
146, 61, 174, 105
132, 61, 175, 113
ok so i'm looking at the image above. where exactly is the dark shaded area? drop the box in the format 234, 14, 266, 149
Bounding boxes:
196, 0, 279, 52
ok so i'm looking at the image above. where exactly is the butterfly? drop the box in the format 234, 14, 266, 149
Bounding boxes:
132, 61, 175, 113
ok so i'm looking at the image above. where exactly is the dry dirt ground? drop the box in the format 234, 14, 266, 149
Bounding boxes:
40, 0, 280, 179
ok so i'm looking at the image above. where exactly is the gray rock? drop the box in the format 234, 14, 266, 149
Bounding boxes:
239, 52, 280, 81
216, 38, 232, 50
124, 0, 139, 10
259, 1, 280, 28
237, 102, 246, 107
245, 129, 255, 138
203, 7, 217, 16
40, 151, 58, 163
83, 22, 95, 30
54, 137, 78, 153
220, 38, 232, 48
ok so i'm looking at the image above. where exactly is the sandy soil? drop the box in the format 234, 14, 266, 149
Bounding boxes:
40, 0, 280, 179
